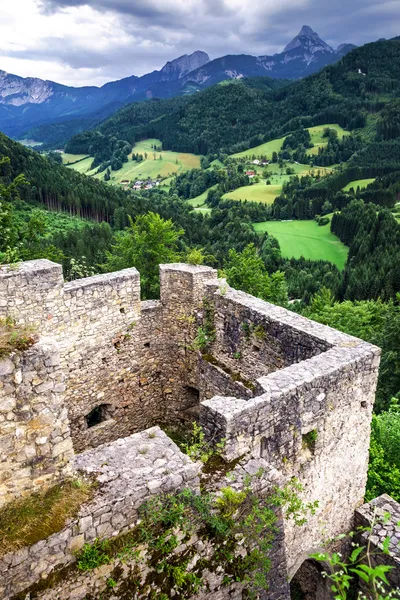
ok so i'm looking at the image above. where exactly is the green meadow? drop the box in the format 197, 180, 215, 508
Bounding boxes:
342, 178, 375, 192
231, 137, 285, 160
306, 124, 347, 156
65, 139, 200, 184
61, 153, 89, 165
253, 219, 348, 269
187, 184, 219, 208
222, 163, 333, 205
223, 182, 282, 204
64, 156, 94, 173
230, 125, 347, 161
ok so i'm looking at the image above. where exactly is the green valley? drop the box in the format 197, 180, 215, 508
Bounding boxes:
2, 31, 400, 596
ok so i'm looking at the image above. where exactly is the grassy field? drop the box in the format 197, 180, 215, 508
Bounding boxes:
307, 124, 347, 156
231, 137, 285, 160
187, 184, 218, 208
65, 139, 200, 184
260, 162, 333, 181
65, 156, 95, 173
61, 153, 89, 165
343, 178, 375, 192
230, 125, 347, 161
209, 159, 225, 168
223, 183, 282, 204
253, 219, 348, 269
107, 139, 200, 184
222, 162, 333, 205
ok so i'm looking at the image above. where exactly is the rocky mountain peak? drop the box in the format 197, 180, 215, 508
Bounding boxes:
160, 51, 210, 79
299, 25, 318, 38
283, 25, 334, 54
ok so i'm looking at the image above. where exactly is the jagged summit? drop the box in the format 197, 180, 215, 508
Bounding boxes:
284, 25, 334, 53
160, 51, 210, 79
299, 25, 317, 37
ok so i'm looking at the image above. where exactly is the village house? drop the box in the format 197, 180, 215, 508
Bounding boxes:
132, 179, 161, 191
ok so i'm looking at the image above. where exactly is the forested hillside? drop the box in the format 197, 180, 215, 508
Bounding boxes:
71, 38, 400, 155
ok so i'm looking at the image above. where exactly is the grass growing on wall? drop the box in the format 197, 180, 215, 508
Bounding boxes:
0, 317, 37, 359
0, 479, 94, 557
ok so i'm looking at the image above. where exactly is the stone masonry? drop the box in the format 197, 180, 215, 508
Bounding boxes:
0, 259, 398, 599
355, 495, 400, 596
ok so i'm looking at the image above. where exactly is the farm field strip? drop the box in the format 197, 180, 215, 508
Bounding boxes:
223, 183, 282, 204
231, 137, 285, 160
61, 153, 89, 165
342, 178, 375, 192
253, 219, 348, 269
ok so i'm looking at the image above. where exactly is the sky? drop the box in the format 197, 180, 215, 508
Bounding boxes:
0, 0, 398, 87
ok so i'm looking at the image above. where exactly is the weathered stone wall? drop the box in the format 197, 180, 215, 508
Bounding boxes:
205, 283, 331, 386
0, 260, 387, 599
0, 262, 218, 455
0, 338, 73, 507
2, 434, 292, 600
0, 427, 200, 599
198, 285, 381, 576
355, 495, 400, 595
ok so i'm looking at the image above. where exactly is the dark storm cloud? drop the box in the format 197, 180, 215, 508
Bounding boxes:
39, 0, 233, 27
260, 0, 400, 49
19, 0, 400, 84
37, 0, 400, 49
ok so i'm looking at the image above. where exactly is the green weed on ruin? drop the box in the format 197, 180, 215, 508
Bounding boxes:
0, 317, 37, 359
311, 509, 399, 600
75, 474, 317, 599
192, 297, 216, 351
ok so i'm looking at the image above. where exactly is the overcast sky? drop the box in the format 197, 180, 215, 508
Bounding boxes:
0, 0, 397, 87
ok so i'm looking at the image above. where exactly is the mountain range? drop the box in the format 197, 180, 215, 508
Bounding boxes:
0, 26, 356, 142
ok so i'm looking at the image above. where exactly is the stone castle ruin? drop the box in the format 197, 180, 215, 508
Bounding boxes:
0, 260, 399, 599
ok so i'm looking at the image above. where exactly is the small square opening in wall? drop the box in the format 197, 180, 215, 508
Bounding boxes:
85, 404, 113, 429
260, 434, 280, 460
184, 385, 200, 406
